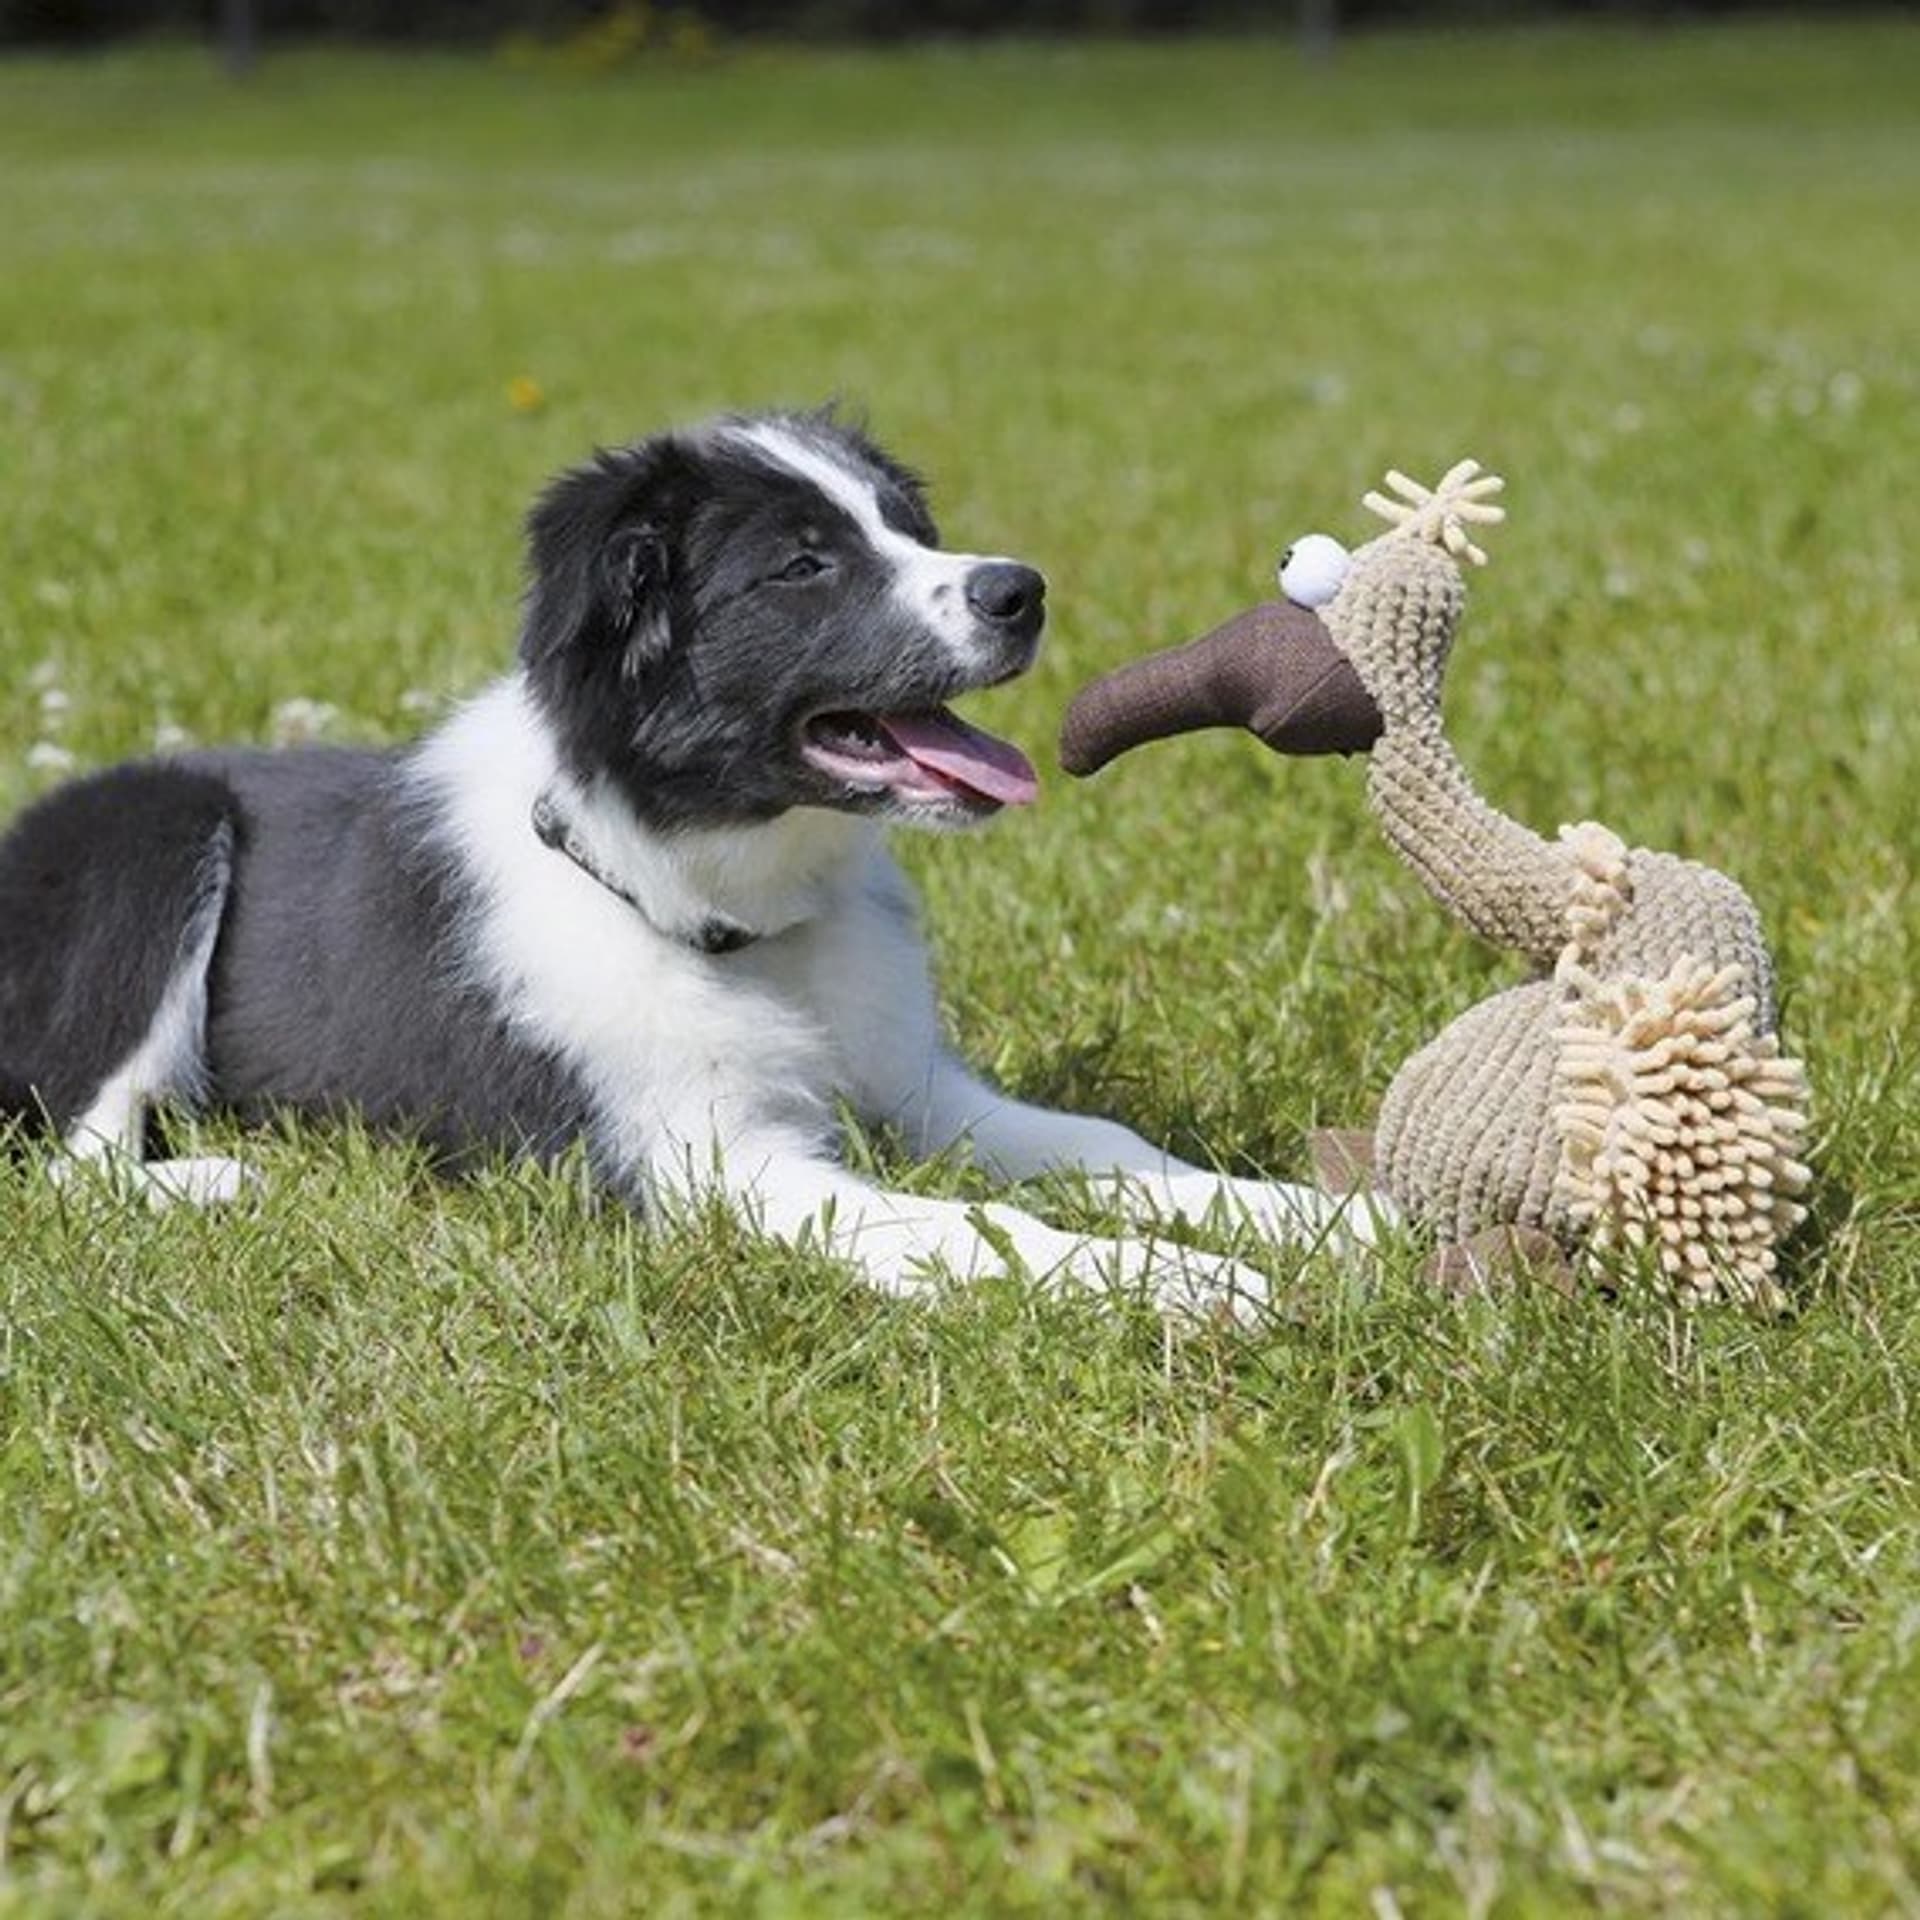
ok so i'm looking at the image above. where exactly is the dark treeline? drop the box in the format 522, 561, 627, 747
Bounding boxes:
1, 0, 1894, 44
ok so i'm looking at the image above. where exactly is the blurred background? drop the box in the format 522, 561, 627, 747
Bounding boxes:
5, 0, 1913, 53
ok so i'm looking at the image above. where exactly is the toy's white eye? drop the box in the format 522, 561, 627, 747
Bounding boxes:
1277, 533, 1351, 609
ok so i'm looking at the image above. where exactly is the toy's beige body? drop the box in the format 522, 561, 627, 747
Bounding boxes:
1064, 464, 1812, 1307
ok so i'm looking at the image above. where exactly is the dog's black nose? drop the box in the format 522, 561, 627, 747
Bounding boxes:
965, 562, 1046, 633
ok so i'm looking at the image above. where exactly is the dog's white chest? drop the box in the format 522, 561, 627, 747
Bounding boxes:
413, 678, 940, 1174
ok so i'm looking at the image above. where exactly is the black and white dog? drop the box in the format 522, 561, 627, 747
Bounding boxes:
0, 410, 1366, 1313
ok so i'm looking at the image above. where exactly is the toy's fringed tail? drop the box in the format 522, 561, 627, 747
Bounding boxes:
1551, 954, 1812, 1311
1548, 821, 1812, 1310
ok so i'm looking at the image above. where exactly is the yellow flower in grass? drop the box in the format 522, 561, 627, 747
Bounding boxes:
507, 374, 545, 414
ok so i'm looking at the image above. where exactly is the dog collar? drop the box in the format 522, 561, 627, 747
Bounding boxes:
530, 793, 759, 956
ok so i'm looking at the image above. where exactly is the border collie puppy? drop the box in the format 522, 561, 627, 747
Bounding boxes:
0, 410, 1366, 1315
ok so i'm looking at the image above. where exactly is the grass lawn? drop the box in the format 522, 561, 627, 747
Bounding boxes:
3, 20, 1919, 1914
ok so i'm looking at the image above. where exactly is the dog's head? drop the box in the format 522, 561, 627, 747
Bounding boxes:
518, 410, 1045, 831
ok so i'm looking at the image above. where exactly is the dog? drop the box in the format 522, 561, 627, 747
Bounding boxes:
0, 409, 1368, 1315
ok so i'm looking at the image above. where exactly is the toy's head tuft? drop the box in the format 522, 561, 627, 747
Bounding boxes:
1284, 459, 1505, 731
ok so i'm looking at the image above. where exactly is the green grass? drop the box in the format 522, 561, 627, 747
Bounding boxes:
3, 22, 1919, 1914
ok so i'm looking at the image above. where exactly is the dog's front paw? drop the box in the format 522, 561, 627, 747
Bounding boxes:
1139, 1242, 1276, 1327
1050, 1234, 1274, 1327
1169, 1172, 1396, 1251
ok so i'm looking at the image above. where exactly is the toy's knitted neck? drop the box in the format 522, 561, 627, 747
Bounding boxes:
1365, 713, 1570, 968
1328, 494, 1567, 966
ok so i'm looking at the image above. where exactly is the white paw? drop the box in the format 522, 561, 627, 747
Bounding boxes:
50, 1151, 260, 1209
140, 1156, 262, 1209
142, 1144, 261, 1205
1168, 1173, 1397, 1251
1049, 1233, 1274, 1327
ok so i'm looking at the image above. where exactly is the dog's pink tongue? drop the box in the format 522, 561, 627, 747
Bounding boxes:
879, 711, 1039, 806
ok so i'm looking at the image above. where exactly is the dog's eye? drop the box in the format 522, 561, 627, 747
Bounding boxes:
776, 552, 830, 584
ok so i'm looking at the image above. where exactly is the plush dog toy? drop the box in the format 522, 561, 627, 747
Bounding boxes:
1061, 462, 1812, 1308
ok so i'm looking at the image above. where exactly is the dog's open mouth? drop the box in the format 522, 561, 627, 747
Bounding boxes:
801, 707, 1039, 810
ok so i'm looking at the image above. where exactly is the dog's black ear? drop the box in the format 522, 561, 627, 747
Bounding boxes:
519, 442, 682, 680
596, 522, 672, 680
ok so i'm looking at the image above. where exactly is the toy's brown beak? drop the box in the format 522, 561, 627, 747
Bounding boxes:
1059, 601, 1384, 778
